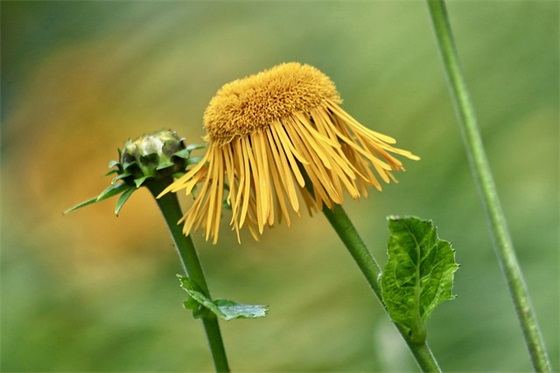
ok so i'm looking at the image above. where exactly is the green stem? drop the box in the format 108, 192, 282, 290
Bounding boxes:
146, 178, 230, 373
322, 204, 441, 373
426, 1, 551, 371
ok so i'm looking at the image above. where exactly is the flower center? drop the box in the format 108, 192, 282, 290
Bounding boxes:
203, 62, 341, 145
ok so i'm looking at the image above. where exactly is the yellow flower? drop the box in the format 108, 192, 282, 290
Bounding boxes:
161, 62, 419, 243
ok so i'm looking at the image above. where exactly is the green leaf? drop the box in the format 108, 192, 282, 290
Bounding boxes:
177, 275, 268, 321
63, 183, 131, 214
380, 216, 459, 344
213, 299, 268, 319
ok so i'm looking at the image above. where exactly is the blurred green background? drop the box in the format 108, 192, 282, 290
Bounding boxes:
1, 1, 558, 372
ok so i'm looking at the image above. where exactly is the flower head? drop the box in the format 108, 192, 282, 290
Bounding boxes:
162, 62, 419, 243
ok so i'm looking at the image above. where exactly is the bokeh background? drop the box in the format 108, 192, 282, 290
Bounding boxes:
1, 1, 558, 372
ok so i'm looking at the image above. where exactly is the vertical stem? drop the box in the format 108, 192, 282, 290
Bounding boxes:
426, 1, 551, 371
146, 178, 230, 373
322, 204, 441, 373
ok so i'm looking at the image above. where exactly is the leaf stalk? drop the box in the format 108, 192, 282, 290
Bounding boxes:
146, 177, 230, 373
322, 204, 441, 372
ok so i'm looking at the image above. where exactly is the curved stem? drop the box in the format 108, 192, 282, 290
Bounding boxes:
146, 178, 230, 373
426, 1, 551, 371
322, 204, 441, 373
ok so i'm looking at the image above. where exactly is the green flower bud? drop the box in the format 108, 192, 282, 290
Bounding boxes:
64, 129, 204, 216
119, 129, 190, 187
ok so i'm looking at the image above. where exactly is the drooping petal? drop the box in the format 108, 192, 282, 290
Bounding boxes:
161, 62, 419, 243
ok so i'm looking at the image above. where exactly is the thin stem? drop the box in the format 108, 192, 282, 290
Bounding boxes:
322, 204, 441, 373
146, 178, 230, 373
426, 1, 551, 371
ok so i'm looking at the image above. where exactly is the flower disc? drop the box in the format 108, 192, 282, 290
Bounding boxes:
203, 62, 341, 145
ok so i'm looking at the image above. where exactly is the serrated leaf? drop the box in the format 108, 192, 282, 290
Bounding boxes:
115, 187, 136, 216
178, 275, 268, 321
381, 216, 459, 344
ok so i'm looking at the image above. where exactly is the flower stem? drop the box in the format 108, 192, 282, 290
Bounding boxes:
426, 1, 551, 371
146, 178, 230, 373
322, 204, 441, 373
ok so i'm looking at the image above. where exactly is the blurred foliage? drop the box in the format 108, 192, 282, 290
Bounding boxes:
1, 1, 558, 372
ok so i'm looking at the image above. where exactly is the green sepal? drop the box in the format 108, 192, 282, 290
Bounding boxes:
108, 160, 120, 169
65, 131, 206, 216
63, 183, 131, 214
380, 216, 459, 345
115, 187, 137, 216
104, 169, 120, 177
121, 160, 136, 171
156, 160, 175, 170
172, 171, 186, 179
134, 176, 150, 188
113, 173, 132, 182
173, 148, 192, 159
177, 275, 268, 321
97, 182, 132, 202
186, 144, 205, 152
187, 156, 203, 166
63, 196, 101, 214
172, 144, 204, 161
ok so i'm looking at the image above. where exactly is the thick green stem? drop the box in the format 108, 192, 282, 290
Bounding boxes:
322, 204, 441, 373
146, 178, 230, 373
426, 1, 551, 371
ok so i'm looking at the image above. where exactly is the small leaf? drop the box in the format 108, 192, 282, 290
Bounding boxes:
115, 187, 136, 216
381, 216, 459, 344
213, 299, 268, 320
177, 275, 268, 321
